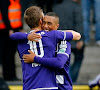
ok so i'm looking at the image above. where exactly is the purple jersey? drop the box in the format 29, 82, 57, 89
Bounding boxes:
10, 30, 73, 90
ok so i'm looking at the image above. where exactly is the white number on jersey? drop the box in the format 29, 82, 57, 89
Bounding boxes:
28, 38, 44, 67
28, 39, 44, 57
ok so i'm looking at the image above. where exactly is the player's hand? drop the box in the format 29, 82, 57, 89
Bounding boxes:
27, 30, 42, 42
9, 30, 14, 36
22, 50, 36, 63
76, 41, 84, 50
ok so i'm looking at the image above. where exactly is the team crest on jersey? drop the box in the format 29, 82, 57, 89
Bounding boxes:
58, 49, 65, 53
58, 41, 67, 53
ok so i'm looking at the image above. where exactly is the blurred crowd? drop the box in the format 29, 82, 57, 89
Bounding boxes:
0, 0, 100, 88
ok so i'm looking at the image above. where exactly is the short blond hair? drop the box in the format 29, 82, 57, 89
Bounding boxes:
24, 6, 43, 28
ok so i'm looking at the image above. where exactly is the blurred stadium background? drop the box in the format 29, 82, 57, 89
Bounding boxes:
0, 0, 100, 89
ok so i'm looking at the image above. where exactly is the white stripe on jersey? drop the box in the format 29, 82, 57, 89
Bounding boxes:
63, 32, 66, 40
30, 87, 58, 90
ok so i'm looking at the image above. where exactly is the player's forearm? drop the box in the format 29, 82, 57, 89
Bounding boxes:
10, 32, 28, 40
34, 54, 68, 69
65, 30, 81, 40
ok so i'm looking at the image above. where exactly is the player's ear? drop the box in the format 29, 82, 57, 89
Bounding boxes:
57, 24, 59, 29
39, 19, 43, 25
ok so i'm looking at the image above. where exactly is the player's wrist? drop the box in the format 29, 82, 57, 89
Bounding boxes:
34, 56, 42, 63
27, 34, 31, 40
34, 56, 38, 63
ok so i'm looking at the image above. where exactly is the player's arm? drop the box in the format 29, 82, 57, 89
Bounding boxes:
64, 30, 81, 40
26, 30, 80, 42
10, 30, 41, 42
56, 30, 81, 41
10, 32, 28, 40
23, 50, 69, 69
35, 54, 69, 69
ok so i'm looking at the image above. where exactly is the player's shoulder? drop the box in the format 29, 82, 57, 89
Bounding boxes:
46, 30, 63, 34
41, 30, 55, 36
37, 30, 63, 37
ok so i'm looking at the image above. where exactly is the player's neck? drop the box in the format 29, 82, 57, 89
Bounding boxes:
32, 26, 42, 31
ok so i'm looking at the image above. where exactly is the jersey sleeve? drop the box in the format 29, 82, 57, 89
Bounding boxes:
54, 30, 73, 42
10, 32, 28, 40
34, 54, 68, 69
34, 41, 71, 69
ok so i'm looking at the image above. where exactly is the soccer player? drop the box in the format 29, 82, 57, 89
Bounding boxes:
88, 74, 100, 89
22, 12, 79, 90
10, 7, 80, 90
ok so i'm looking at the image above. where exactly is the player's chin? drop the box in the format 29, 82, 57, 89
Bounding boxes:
49, 29, 53, 31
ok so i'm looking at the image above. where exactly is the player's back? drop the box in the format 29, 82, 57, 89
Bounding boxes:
17, 30, 65, 90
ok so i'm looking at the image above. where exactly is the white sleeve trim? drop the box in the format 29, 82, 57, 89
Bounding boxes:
63, 32, 66, 40
57, 52, 69, 58
30, 87, 58, 90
